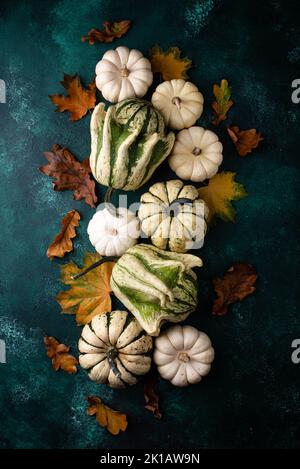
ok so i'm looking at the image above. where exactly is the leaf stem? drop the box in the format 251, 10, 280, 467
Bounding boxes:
71, 256, 119, 280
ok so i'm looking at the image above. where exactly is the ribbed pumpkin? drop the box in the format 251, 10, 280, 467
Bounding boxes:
138, 179, 209, 252
90, 99, 175, 191
110, 244, 202, 336
78, 311, 152, 388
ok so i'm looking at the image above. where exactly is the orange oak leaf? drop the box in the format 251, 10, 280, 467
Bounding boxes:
47, 210, 80, 260
87, 396, 128, 435
49, 74, 96, 121
144, 373, 162, 419
39, 144, 97, 208
227, 126, 263, 157
149, 45, 192, 81
55, 252, 115, 325
82, 20, 131, 44
44, 336, 78, 374
213, 263, 258, 316
212, 79, 233, 125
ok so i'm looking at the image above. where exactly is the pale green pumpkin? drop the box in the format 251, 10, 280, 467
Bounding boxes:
90, 99, 175, 191
110, 244, 202, 336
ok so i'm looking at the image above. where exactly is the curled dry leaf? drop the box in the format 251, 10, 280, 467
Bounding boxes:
227, 126, 263, 157
87, 396, 128, 435
82, 20, 131, 44
55, 252, 115, 325
198, 171, 247, 223
144, 373, 162, 419
212, 79, 233, 125
213, 263, 258, 316
49, 74, 96, 121
39, 144, 97, 208
149, 45, 192, 81
47, 210, 80, 260
44, 336, 78, 374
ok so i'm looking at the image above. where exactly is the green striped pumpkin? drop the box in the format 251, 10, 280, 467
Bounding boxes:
78, 310, 152, 389
90, 99, 175, 191
110, 244, 202, 336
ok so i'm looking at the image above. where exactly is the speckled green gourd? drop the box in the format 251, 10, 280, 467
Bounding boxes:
110, 244, 202, 336
89, 99, 175, 191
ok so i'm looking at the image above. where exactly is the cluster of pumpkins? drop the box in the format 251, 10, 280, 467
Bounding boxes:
78, 46, 220, 389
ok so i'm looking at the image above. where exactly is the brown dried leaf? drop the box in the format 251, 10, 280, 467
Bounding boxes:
213, 263, 258, 316
49, 74, 96, 121
82, 20, 131, 45
39, 144, 97, 208
44, 336, 78, 374
87, 396, 128, 435
144, 374, 162, 419
227, 126, 263, 157
47, 210, 80, 260
212, 79, 233, 125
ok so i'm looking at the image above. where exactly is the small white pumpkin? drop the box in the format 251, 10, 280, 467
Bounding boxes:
169, 126, 223, 182
138, 179, 208, 252
79, 311, 153, 388
154, 325, 214, 387
95, 46, 153, 103
87, 206, 141, 257
151, 79, 204, 130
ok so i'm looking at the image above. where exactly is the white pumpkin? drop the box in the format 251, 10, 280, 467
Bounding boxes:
151, 79, 204, 130
169, 126, 223, 182
138, 179, 208, 252
95, 46, 153, 103
79, 311, 153, 389
87, 206, 141, 257
154, 325, 214, 387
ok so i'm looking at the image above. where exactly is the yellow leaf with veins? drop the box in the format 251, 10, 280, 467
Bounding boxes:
198, 172, 247, 223
149, 45, 192, 81
55, 252, 115, 325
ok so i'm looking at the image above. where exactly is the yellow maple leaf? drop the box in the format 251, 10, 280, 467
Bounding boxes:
55, 252, 115, 325
198, 172, 247, 223
149, 45, 192, 81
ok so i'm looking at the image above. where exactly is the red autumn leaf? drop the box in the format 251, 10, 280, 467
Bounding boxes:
213, 263, 258, 315
39, 144, 97, 208
227, 126, 263, 156
82, 20, 131, 45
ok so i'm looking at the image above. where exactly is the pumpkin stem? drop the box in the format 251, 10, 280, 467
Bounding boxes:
167, 198, 193, 217
71, 256, 119, 280
178, 352, 190, 363
104, 187, 120, 218
192, 147, 201, 156
104, 187, 114, 204
172, 96, 182, 109
107, 348, 121, 378
120, 65, 129, 77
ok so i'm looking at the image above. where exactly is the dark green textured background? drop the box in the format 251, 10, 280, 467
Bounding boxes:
0, 0, 300, 449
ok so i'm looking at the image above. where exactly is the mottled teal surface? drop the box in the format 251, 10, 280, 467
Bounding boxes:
0, 0, 300, 449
